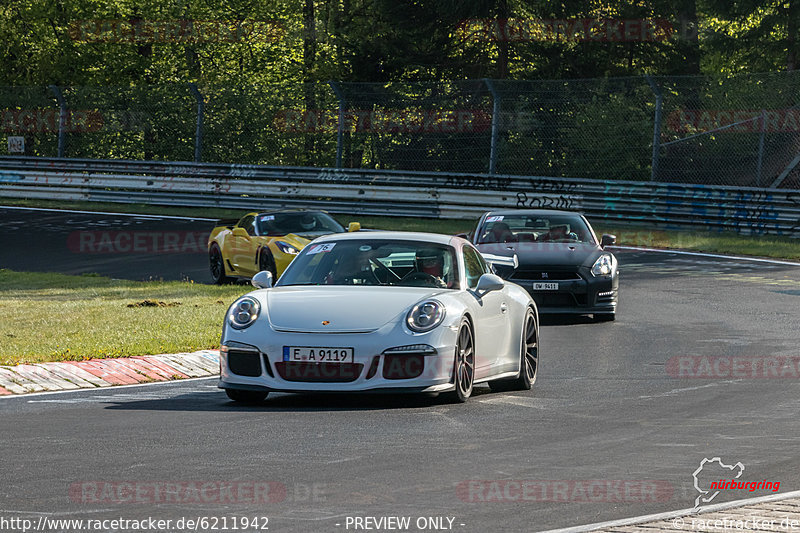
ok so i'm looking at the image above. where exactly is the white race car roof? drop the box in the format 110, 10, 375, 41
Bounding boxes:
314, 231, 456, 246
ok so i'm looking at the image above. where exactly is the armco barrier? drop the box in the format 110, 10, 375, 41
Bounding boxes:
1, 156, 798, 237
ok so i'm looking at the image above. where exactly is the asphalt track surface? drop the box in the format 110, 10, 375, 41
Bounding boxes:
0, 207, 215, 282
2, 207, 800, 532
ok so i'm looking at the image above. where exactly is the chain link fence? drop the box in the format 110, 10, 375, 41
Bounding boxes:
2, 72, 799, 188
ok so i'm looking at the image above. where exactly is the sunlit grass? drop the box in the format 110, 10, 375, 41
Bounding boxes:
0, 270, 246, 365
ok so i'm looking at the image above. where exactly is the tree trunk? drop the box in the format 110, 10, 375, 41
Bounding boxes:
788, 0, 798, 70
303, 0, 317, 164
676, 0, 701, 75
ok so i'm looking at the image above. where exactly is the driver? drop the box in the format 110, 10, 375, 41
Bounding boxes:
539, 224, 578, 242
483, 221, 516, 243
408, 249, 448, 288
299, 214, 318, 232
326, 251, 379, 285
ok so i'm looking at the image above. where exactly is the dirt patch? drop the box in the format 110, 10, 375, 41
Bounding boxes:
127, 300, 182, 308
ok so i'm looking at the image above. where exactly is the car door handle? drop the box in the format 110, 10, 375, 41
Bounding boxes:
500, 303, 508, 313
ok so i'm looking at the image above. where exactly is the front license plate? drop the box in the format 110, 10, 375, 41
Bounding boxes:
532, 282, 559, 291
283, 346, 354, 363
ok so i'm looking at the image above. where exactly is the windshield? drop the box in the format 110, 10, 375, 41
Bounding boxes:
478, 214, 596, 244
277, 239, 459, 289
256, 212, 344, 236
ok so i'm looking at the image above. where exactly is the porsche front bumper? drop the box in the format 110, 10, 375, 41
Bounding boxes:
218, 324, 460, 394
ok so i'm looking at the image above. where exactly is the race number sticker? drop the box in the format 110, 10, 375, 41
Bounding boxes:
307, 243, 336, 254
259, 215, 275, 221
486, 215, 504, 223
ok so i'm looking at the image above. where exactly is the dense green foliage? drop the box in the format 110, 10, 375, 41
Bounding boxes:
1, 1, 798, 183
1, 0, 797, 86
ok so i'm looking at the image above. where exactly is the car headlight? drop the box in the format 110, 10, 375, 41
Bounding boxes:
275, 241, 299, 255
591, 253, 617, 277
406, 300, 445, 333
228, 297, 261, 329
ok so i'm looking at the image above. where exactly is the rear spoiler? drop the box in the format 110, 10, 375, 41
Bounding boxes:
215, 218, 240, 229
481, 253, 519, 269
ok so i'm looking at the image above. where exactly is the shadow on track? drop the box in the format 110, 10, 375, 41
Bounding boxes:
539, 314, 598, 326
104, 385, 499, 412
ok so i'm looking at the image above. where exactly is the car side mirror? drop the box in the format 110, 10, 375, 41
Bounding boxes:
475, 273, 504, 295
455, 232, 469, 239
348, 222, 361, 232
232, 227, 249, 237
251, 270, 273, 289
601, 234, 616, 248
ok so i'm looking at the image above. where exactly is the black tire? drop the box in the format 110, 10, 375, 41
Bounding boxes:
489, 307, 538, 392
595, 313, 616, 322
258, 248, 277, 279
225, 389, 268, 404
209, 244, 233, 284
446, 318, 475, 403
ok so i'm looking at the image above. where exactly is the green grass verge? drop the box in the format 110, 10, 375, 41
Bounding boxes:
592, 227, 800, 261
0, 269, 246, 366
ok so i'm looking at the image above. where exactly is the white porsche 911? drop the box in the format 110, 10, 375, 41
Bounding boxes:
218, 231, 539, 403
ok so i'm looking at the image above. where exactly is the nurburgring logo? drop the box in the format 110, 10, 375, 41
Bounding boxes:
692, 457, 781, 510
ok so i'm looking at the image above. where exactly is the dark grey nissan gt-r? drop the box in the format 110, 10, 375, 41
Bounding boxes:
465, 209, 619, 321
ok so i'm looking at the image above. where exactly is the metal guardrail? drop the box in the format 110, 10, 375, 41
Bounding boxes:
1, 156, 798, 238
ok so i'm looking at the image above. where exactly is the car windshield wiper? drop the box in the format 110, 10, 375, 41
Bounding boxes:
280, 282, 321, 286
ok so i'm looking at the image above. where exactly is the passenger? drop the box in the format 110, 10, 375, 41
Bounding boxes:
483, 222, 516, 243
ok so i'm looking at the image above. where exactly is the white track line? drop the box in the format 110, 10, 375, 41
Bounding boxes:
537, 489, 800, 533
612, 245, 800, 266
0, 205, 216, 221
0, 375, 217, 400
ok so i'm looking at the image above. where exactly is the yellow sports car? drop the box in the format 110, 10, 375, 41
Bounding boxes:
208, 210, 361, 284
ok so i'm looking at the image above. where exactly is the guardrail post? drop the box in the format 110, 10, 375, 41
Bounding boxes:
48, 85, 66, 158
188, 83, 204, 162
329, 81, 345, 169
645, 75, 663, 182
756, 109, 766, 187
484, 79, 501, 175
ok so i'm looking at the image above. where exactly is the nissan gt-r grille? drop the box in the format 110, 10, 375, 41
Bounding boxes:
511, 270, 582, 281
275, 362, 364, 382
228, 350, 262, 377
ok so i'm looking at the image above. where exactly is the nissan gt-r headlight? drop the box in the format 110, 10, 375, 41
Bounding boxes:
591, 253, 617, 277
228, 297, 261, 329
275, 241, 299, 255
406, 300, 445, 333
